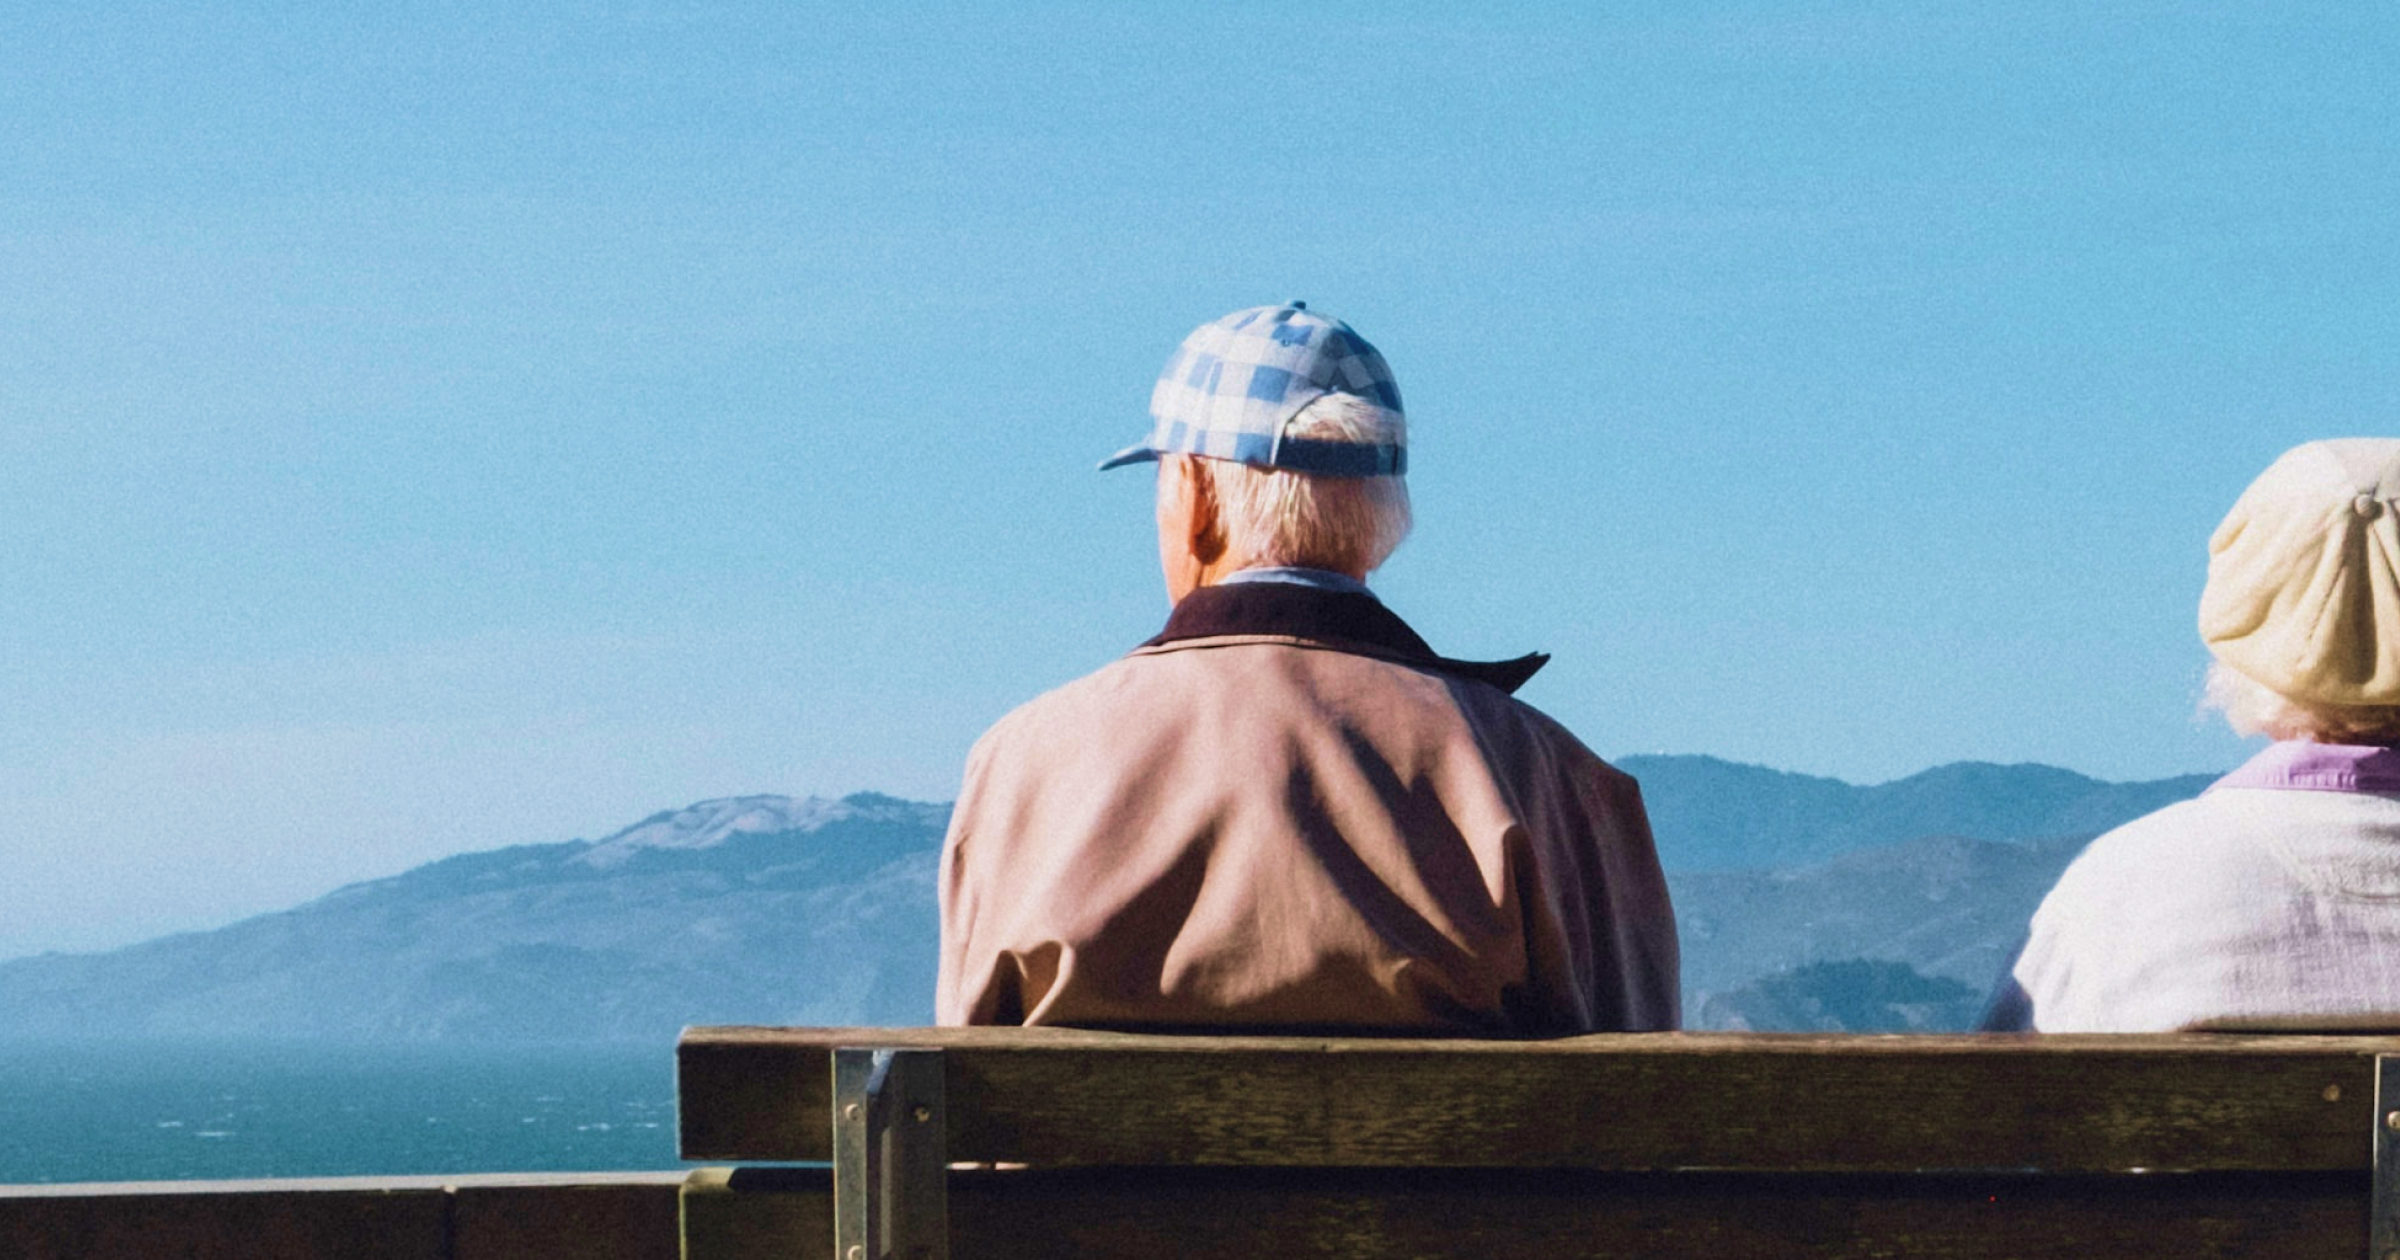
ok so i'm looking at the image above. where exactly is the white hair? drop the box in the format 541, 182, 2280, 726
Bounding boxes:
1183, 393, 1412, 576
2202, 659, 2400, 744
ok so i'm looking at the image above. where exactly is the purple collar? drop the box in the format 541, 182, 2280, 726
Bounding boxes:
2209, 741, 2400, 795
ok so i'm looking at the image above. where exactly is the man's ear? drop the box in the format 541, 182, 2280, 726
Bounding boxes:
1183, 457, 1226, 567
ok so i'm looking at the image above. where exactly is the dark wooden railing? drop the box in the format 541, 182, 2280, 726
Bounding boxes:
0, 1171, 685, 1260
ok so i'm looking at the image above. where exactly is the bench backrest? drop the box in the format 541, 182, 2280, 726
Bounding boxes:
677, 1026, 2400, 1259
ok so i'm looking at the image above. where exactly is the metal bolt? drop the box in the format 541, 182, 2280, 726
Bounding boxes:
913, 1105, 933, 1124
2325, 1084, 2343, 1102
847, 1247, 866, 1260
2386, 1109, 2400, 1133
843, 1103, 861, 1121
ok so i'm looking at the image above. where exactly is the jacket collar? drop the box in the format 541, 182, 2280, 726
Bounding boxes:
1138, 581, 1549, 695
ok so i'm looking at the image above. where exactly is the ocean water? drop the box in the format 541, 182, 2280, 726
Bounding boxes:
0, 1041, 683, 1184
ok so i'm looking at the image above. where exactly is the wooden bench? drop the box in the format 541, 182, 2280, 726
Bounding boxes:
676, 1026, 2400, 1259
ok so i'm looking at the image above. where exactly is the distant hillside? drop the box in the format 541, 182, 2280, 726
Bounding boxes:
1624, 755, 2214, 870
1671, 831, 2091, 1029
0, 756, 2220, 1041
0, 795, 950, 1044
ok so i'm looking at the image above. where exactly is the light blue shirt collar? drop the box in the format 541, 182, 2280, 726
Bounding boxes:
1215, 566, 1376, 598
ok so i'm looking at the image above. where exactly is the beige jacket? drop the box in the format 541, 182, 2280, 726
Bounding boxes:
935, 582, 1680, 1034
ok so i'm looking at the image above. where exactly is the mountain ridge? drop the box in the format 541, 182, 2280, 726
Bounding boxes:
0, 756, 2223, 1040
1619, 753, 2217, 869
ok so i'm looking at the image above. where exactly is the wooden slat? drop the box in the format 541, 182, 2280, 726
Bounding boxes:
0, 1180, 451, 1260
0, 1173, 689, 1260
677, 1026, 2394, 1172
683, 1167, 834, 1260
679, 1164, 2364, 1260
449, 1176, 685, 1260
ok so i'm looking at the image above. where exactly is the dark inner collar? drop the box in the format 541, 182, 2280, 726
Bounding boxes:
1140, 581, 1549, 695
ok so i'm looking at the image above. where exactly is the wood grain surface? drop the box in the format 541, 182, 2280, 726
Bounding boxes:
677, 1026, 2395, 1171
680, 1163, 2366, 1260
0, 1183, 450, 1260
0, 1174, 688, 1260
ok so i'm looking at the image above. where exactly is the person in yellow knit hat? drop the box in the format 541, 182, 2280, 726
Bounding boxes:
1987, 439, 2400, 1031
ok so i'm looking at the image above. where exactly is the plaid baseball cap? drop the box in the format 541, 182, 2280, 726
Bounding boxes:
1100, 301, 1406, 477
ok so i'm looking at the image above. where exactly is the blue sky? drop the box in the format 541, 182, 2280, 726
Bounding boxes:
2, 2, 2394, 959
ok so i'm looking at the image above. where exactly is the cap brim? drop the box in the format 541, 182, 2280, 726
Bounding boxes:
1097, 444, 1161, 471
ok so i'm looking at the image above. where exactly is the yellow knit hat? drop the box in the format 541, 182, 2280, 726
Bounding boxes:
2201, 439, 2400, 705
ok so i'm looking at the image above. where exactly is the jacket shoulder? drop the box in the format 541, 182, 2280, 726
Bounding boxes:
2041, 795, 2245, 897
971, 654, 1148, 743
1446, 679, 1638, 789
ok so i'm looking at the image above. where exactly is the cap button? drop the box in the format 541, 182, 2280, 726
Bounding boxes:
2357, 495, 2383, 520
1286, 300, 1306, 311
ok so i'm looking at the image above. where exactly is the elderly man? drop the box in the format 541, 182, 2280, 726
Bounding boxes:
935, 302, 1679, 1034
